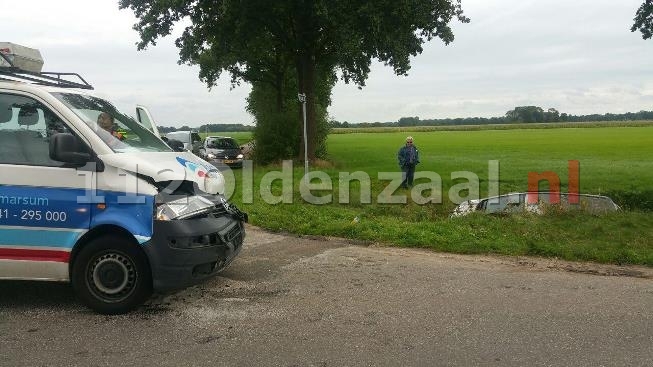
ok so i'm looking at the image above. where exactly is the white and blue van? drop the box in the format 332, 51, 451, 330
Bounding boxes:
0, 44, 247, 314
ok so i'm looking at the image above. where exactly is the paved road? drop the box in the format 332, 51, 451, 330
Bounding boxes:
1, 225, 652, 366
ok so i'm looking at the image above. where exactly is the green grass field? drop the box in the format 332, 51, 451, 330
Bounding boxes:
216, 125, 653, 266
327, 126, 653, 202
200, 132, 252, 145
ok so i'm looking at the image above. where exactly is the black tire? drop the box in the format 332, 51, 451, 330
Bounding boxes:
71, 235, 152, 315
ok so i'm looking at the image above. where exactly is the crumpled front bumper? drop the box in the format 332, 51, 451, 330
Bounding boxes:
143, 210, 246, 291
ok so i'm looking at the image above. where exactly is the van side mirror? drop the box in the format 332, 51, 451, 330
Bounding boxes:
49, 133, 91, 166
167, 139, 185, 152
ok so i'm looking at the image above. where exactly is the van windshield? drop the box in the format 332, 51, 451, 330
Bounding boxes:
52, 92, 171, 153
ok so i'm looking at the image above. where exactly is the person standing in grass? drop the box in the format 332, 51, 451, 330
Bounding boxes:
397, 136, 420, 188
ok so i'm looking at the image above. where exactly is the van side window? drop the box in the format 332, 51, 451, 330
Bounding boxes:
0, 93, 73, 167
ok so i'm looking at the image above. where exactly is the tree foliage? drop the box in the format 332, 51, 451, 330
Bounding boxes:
505, 106, 543, 123
632, 0, 653, 39
119, 0, 468, 160
504, 106, 560, 123
247, 74, 331, 165
398, 116, 421, 126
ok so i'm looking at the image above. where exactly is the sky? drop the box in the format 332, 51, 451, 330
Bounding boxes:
1, 0, 652, 127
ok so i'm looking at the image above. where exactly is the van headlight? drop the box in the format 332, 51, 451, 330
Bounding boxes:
237, 154, 243, 159
156, 195, 215, 220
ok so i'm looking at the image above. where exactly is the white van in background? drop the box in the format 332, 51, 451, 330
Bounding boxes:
165, 130, 202, 155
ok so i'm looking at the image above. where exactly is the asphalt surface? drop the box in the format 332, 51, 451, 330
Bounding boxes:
1, 225, 652, 367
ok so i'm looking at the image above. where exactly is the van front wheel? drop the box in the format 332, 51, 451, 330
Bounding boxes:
72, 236, 152, 314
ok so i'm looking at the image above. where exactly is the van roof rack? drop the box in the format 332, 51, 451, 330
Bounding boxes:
0, 52, 93, 90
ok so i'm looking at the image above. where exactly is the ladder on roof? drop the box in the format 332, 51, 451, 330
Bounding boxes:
0, 52, 93, 90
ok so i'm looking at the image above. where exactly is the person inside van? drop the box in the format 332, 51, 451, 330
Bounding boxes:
97, 112, 124, 140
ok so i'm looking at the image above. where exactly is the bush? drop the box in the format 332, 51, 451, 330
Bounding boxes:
252, 110, 300, 165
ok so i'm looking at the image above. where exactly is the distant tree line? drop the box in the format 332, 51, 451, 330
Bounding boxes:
329, 106, 653, 128
156, 106, 653, 133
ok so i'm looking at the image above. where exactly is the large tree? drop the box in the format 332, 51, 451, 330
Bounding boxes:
119, 0, 469, 160
632, 0, 653, 39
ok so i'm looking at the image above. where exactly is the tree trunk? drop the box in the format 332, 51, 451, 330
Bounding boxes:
275, 71, 284, 113
275, 52, 284, 113
295, 0, 317, 162
305, 54, 316, 161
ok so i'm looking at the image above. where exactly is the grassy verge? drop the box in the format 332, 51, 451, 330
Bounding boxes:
220, 125, 653, 266
242, 199, 653, 265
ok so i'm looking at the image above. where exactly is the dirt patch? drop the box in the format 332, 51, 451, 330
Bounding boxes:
255, 225, 653, 279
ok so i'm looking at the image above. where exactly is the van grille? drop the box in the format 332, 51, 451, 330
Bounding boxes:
222, 222, 244, 248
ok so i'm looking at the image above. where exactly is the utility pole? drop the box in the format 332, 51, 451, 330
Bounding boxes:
298, 93, 308, 184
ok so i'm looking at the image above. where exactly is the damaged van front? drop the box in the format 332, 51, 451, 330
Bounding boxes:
0, 44, 247, 314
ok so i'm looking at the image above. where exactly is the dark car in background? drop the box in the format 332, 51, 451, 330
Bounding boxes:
199, 136, 244, 168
